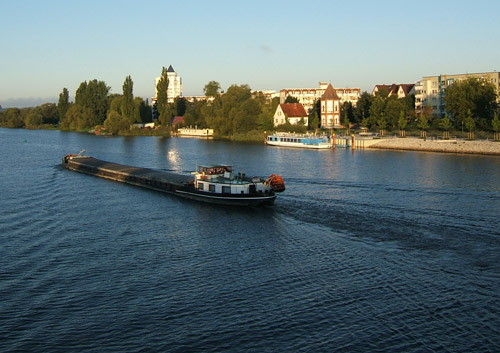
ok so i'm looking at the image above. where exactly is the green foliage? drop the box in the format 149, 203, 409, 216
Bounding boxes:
308, 99, 321, 129
275, 120, 307, 133
203, 81, 221, 97
341, 101, 354, 125
353, 91, 372, 124
308, 112, 319, 130
492, 112, 500, 132
417, 114, 429, 130
444, 77, 498, 128
156, 67, 169, 125
398, 111, 407, 130
442, 114, 453, 131
121, 75, 135, 123
134, 97, 152, 123
369, 96, 385, 128
465, 110, 476, 132
58, 88, 69, 122
61, 104, 93, 131
109, 95, 123, 114
104, 111, 130, 134
74, 79, 110, 128
384, 97, 404, 127
25, 107, 43, 126
0, 108, 24, 128
377, 114, 387, 131
284, 95, 300, 103
174, 97, 187, 117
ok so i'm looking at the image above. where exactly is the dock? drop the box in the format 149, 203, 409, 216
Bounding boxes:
62, 156, 194, 194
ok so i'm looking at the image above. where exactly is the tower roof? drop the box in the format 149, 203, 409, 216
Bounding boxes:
321, 83, 340, 100
167, 65, 175, 72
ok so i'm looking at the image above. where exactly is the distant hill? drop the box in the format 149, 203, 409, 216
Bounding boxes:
0, 105, 3, 112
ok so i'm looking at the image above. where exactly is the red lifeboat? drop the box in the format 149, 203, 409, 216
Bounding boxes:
267, 174, 285, 192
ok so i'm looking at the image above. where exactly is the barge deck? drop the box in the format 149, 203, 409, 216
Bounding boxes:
62, 155, 282, 206
62, 155, 194, 194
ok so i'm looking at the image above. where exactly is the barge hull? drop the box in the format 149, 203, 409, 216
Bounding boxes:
62, 156, 276, 206
63, 156, 192, 195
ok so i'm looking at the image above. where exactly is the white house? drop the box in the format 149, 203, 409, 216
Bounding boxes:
273, 103, 308, 127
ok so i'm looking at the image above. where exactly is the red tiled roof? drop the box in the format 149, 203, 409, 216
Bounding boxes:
172, 116, 184, 125
399, 84, 415, 95
321, 83, 340, 100
280, 103, 307, 118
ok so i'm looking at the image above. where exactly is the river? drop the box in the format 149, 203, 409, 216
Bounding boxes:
1, 128, 499, 352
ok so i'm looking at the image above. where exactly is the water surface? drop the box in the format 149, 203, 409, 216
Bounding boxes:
1, 128, 499, 352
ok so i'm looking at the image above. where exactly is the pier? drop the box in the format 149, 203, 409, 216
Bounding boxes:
333, 135, 382, 149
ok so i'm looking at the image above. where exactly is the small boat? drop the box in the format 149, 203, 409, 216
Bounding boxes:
177, 127, 214, 138
266, 132, 333, 149
62, 154, 284, 207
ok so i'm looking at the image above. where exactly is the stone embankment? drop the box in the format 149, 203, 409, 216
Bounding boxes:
369, 137, 500, 156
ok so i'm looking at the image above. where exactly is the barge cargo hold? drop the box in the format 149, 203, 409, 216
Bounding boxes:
62, 155, 284, 206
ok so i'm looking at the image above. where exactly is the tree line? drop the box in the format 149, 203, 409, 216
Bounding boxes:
1, 73, 499, 138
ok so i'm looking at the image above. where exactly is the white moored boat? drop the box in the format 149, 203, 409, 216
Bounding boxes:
177, 127, 214, 138
266, 133, 333, 149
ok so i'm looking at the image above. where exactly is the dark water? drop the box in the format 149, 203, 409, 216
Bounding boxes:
1, 128, 499, 352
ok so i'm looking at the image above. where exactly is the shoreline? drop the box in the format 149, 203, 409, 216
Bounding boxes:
369, 137, 500, 156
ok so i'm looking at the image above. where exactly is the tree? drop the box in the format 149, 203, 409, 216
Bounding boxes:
58, 88, 69, 122
156, 67, 169, 125
492, 112, 500, 140
121, 75, 136, 123
203, 81, 221, 97
308, 99, 321, 129
174, 97, 187, 117
104, 111, 130, 134
442, 114, 453, 139
377, 114, 387, 135
369, 96, 385, 128
398, 111, 407, 137
284, 95, 300, 103
417, 114, 429, 138
353, 91, 372, 124
3, 108, 24, 128
134, 97, 152, 123
444, 77, 498, 128
74, 79, 110, 128
465, 109, 476, 139
341, 101, 354, 126
25, 107, 43, 126
384, 97, 404, 128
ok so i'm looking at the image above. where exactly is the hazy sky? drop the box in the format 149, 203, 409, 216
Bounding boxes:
1, 0, 499, 107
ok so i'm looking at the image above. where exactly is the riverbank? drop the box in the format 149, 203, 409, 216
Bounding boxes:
369, 137, 500, 156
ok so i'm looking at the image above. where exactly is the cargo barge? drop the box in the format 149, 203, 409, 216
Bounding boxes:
62, 154, 285, 206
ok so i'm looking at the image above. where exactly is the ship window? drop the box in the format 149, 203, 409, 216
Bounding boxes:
198, 182, 204, 190
209, 184, 215, 192
222, 186, 231, 194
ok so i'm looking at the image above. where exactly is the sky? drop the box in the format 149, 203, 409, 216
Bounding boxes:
1, 0, 499, 108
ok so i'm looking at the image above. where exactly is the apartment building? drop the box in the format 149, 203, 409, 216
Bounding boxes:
280, 82, 360, 112
154, 65, 183, 103
415, 72, 500, 117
